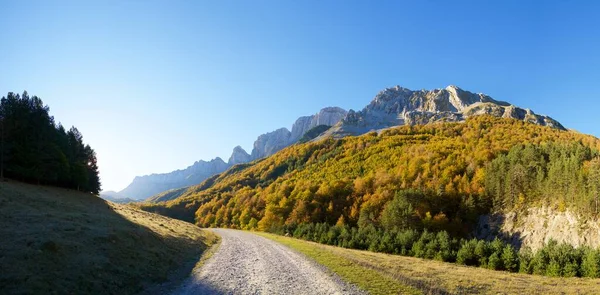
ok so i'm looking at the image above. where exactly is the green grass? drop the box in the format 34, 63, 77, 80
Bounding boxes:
256, 232, 421, 295
0, 180, 218, 295
258, 232, 600, 295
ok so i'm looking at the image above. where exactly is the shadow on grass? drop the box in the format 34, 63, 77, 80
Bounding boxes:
0, 180, 210, 295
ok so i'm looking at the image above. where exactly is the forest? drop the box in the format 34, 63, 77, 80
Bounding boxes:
139, 116, 600, 277
0, 91, 100, 194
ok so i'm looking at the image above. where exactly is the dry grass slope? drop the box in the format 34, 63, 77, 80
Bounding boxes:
261, 233, 600, 295
0, 180, 217, 295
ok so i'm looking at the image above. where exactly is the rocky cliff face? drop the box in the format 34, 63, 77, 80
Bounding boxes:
327, 85, 564, 137
119, 157, 229, 200
476, 207, 600, 252
228, 146, 252, 165
250, 128, 292, 160
250, 107, 347, 160
289, 107, 347, 142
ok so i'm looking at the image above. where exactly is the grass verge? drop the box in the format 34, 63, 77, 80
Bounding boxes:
256, 232, 421, 295
258, 232, 600, 295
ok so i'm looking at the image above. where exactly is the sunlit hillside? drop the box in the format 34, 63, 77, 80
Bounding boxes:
141, 116, 600, 231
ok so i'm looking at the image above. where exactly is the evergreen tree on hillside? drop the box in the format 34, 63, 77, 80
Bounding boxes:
0, 91, 100, 193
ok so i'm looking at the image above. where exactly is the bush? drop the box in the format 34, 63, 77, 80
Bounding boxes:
519, 249, 533, 274
435, 231, 455, 262
502, 244, 519, 272
457, 239, 479, 266
581, 248, 600, 278
532, 244, 551, 275
395, 229, 418, 255
488, 252, 502, 270
474, 240, 490, 267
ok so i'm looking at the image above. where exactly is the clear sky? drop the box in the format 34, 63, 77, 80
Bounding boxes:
1, 0, 599, 192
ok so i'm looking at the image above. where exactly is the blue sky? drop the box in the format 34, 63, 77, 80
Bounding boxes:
1, 0, 599, 191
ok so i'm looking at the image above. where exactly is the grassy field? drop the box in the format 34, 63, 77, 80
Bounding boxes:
259, 233, 600, 295
0, 180, 218, 295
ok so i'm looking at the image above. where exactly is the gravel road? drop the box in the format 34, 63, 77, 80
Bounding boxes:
172, 228, 364, 295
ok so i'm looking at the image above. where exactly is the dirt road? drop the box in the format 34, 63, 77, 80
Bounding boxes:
172, 228, 364, 295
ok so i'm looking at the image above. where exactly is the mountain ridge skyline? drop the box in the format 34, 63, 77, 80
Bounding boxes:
111, 84, 567, 199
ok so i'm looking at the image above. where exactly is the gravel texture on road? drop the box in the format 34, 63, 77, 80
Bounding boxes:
172, 228, 365, 295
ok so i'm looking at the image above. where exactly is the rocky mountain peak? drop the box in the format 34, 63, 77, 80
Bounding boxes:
228, 146, 251, 165
332, 84, 564, 137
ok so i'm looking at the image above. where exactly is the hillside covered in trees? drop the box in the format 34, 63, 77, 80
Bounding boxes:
140, 116, 600, 277
142, 116, 600, 227
0, 91, 100, 193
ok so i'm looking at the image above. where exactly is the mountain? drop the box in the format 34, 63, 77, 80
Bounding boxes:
250, 128, 293, 160
250, 107, 348, 159
140, 116, 600, 279
119, 158, 229, 200
228, 145, 252, 165
145, 187, 189, 203
121, 107, 347, 201
99, 190, 136, 203
325, 85, 564, 137
289, 107, 348, 142
141, 115, 597, 228
298, 125, 332, 144
128, 84, 564, 201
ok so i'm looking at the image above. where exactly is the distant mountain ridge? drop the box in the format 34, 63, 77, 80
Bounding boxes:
119, 158, 229, 200
119, 107, 348, 200
122, 84, 564, 201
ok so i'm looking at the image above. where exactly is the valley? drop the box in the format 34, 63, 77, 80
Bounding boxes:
5, 87, 600, 294
4, 1, 600, 294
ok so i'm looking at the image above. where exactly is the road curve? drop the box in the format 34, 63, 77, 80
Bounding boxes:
172, 228, 364, 295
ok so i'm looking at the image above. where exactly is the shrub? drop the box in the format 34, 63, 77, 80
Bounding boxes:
457, 239, 479, 266
474, 240, 490, 267
519, 248, 533, 274
581, 248, 600, 278
532, 244, 550, 275
435, 231, 455, 262
501, 244, 519, 272
395, 229, 418, 255
488, 252, 502, 270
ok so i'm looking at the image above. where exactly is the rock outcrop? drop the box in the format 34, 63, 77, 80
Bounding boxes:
290, 107, 347, 142
251, 107, 347, 159
250, 128, 292, 160
228, 146, 252, 165
326, 85, 564, 137
477, 207, 600, 252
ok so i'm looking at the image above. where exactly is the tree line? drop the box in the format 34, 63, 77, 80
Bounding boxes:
286, 221, 600, 278
486, 142, 600, 215
0, 91, 100, 193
